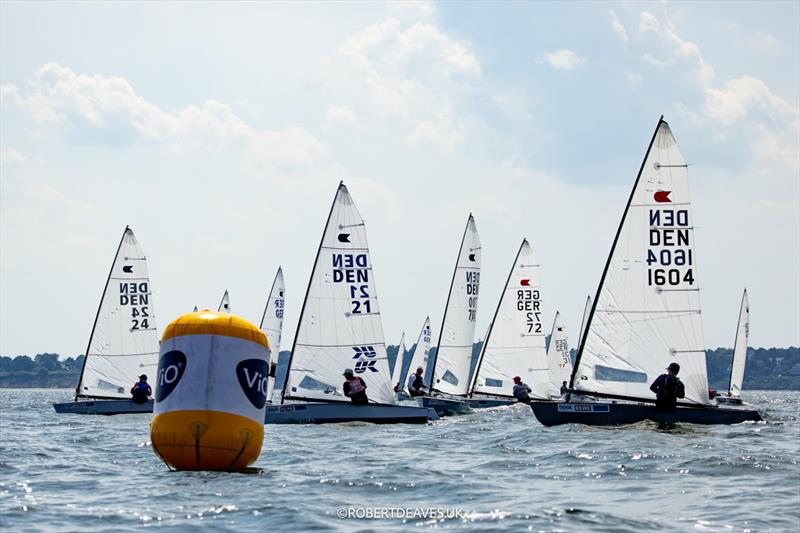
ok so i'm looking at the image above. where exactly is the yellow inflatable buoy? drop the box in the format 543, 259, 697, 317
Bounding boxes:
150, 310, 269, 471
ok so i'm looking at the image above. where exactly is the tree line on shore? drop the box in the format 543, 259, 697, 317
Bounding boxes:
2, 346, 799, 390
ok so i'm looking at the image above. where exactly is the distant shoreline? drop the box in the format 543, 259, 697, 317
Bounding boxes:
2, 346, 799, 390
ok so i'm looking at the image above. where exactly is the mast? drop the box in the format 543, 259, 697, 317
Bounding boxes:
568, 116, 664, 399
468, 238, 526, 396
75, 226, 130, 401
429, 213, 473, 391
280, 182, 344, 404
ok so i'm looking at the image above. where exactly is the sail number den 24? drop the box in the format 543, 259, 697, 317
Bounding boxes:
333, 253, 372, 315
119, 281, 151, 330
647, 206, 695, 287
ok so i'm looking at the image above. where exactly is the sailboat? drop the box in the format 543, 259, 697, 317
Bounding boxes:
265, 182, 437, 424
423, 214, 482, 415
259, 267, 285, 404
467, 239, 545, 408
529, 117, 762, 426
53, 227, 159, 415
717, 289, 749, 405
218, 290, 231, 313
391, 333, 406, 392
545, 311, 571, 399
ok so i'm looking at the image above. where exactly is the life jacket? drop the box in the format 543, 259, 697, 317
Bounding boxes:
347, 378, 365, 395
132, 382, 151, 398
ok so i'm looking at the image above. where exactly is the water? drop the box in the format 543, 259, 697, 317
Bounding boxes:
1, 390, 798, 532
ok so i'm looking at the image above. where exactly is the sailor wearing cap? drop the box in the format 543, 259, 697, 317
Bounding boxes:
130, 374, 152, 404
650, 362, 686, 410
512, 375, 532, 404
342, 368, 369, 405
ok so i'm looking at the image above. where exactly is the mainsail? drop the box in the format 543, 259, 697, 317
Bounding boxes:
391, 333, 406, 385
470, 239, 547, 399
545, 311, 571, 397
571, 117, 711, 405
406, 317, 432, 388
728, 289, 749, 397
430, 214, 481, 396
260, 267, 286, 402
218, 290, 230, 313
75, 226, 159, 400
282, 182, 395, 405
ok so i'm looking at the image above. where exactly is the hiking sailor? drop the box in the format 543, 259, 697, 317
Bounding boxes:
512, 376, 532, 404
650, 362, 686, 410
343, 368, 369, 405
130, 374, 152, 403
407, 366, 426, 397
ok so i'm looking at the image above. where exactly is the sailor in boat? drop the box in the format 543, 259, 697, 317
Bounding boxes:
512, 376, 532, 404
342, 368, 369, 405
130, 374, 152, 404
649, 363, 686, 410
559, 381, 569, 398
407, 367, 426, 397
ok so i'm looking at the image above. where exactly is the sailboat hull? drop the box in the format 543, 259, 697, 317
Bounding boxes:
529, 401, 762, 427
264, 403, 438, 424
420, 396, 472, 415
462, 397, 516, 408
53, 399, 153, 415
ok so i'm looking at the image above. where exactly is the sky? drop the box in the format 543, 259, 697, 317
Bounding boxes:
1, 1, 798, 357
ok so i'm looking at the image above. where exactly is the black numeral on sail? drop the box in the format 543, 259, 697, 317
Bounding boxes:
333, 253, 372, 315
647, 208, 695, 287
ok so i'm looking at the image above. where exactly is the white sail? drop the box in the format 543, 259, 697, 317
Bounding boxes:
391, 333, 406, 384
218, 290, 230, 313
430, 214, 481, 396
260, 267, 286, 402
283, 182, 395, 404
406, 317, 432, 388
470, 239, 547, 399
546, 311, 571, 397
192, 305, 198, 312
728, 289, 749, 396
76, 227, 159, 399
577, 295, 592, 350
573, 118, 711, 405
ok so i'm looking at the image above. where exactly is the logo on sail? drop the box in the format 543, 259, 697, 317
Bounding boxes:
122, 265, 133, 273
338, 233, 351, 243
156, 350, 186, 402
468, 253, 476, 261
654, 190, 672, 203
352, 346, 377, 358
520, 279, 530, 286
236, 359, 269, 408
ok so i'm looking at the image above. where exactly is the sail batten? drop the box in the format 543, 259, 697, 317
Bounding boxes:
470, 239, 548, 399
571, 118, 711, 405
282, 183, 395, 405
430, 215, 481, 396
75, 227, 159, 400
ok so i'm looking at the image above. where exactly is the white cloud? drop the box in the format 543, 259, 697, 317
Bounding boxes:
1, 63, 327, 170
340, 17, 480, 77
705, 76, 798, 127
338, 17, 479, 151
746, 32, 782, 54
637, 11, 714, 86
626, 72, 643, 85
610, 10, 629, 45
540, 49, 585, 71
0, 146, 26, 169
323, 105, 358, 129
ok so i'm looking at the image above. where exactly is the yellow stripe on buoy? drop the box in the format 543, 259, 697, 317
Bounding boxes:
151, 311, 269, 471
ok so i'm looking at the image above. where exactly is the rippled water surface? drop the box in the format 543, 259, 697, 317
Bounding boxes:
1, 390, 798, 531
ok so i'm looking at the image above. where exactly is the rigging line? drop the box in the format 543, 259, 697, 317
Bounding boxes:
338, 222, 365, 229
